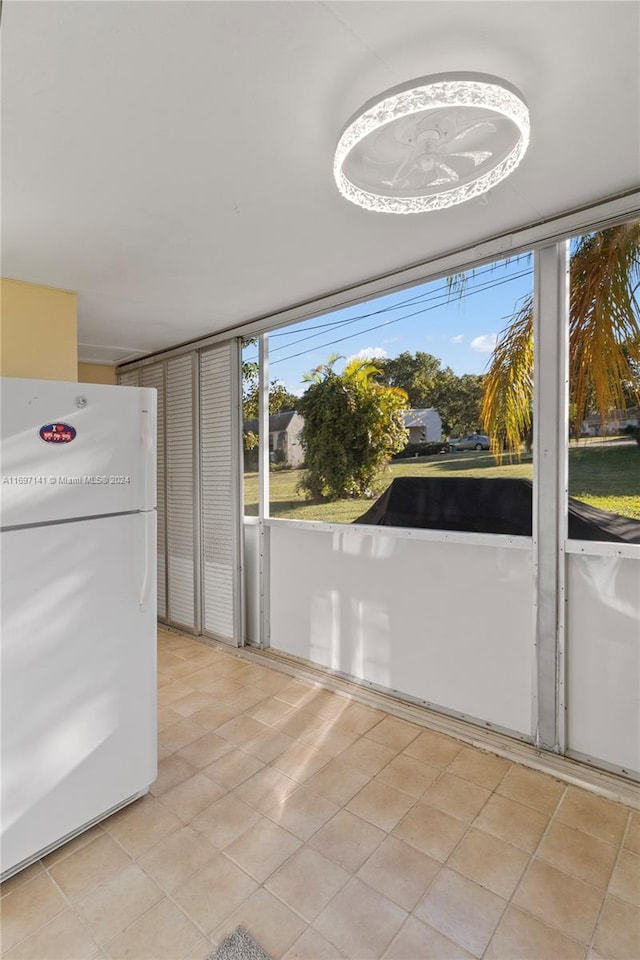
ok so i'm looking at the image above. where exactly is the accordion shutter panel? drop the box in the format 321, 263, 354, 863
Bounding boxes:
200, 342, 241, 644
141, 363, 167, 622
165, 354, 198, 631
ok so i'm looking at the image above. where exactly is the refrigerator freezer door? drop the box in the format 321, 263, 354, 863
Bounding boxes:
0, 378, 156, 527
0, 511, 157, 877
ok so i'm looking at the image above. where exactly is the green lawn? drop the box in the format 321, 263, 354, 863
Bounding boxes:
244, 442, 640, 523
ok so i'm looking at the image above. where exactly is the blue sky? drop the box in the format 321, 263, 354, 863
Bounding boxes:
246, 255, 534, 395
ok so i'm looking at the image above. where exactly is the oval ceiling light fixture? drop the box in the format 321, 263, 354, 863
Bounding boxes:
334, 72, 530, 214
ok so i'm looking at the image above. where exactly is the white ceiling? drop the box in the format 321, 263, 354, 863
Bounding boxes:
2, 1, 639, 364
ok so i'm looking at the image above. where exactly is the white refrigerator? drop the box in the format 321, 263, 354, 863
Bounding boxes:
0, 377, 158, 880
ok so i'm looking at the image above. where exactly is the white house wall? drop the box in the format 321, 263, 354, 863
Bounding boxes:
269, 521, 534, 738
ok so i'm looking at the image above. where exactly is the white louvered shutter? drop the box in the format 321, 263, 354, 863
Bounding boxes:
141, 363, 167, 622
117, 369, 141, 387
165, 354, 197, 630
200, 342, 241, 644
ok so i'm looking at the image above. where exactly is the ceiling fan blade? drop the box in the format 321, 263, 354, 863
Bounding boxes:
437, 162, 460, 183
449, 120, 497, 144
450, 150, 493, 167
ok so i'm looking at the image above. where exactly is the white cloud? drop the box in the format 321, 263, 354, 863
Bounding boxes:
470, 333, 498, 353
450, 334, 464, 344
346, 346, 388, 364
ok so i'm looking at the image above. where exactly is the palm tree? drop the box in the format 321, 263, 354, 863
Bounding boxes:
481, 222, 640, 455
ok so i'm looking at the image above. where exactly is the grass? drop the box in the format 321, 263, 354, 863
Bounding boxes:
244, 442, 640, 523
566, 442, 640, 519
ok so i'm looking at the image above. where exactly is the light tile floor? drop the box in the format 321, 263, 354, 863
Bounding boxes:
2, 629, 639, 960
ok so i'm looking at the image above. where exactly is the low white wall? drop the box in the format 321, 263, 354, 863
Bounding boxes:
566, 547, 640, 777
269, 521, 534, 738
243, 520, 260, 645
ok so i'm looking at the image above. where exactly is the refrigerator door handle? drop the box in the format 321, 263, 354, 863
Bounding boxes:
141, 407, 155, 509
140, 511, 154, 612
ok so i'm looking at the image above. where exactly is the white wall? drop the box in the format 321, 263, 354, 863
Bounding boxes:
243, 520, 260, 645
269, 521, 534, 738
566, 547, 640, 777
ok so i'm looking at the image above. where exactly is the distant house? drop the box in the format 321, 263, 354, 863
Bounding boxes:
244, 407, 443, 469
403, 408, 442, 443
244, 411, 305, 468
580, 407, 640, 436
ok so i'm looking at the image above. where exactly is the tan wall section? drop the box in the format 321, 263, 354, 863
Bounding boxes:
0, 278, 78, 381
77, 362, 117, 385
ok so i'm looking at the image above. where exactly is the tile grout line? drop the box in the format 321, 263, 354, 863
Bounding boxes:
35, 862, 104, 959
216, 720, 427, 958
479, 782, 576, 958
585, 808, 633, 958
79, 821, 218, 957
154, 658, 628, 960
160, 633, 637, 939
7, 633, 631, 960
95, 640, 332, 952
170, 629, 640, 810
151, 736, 320, 953
2, 828, 112, 955
281, 730, 502, 958
483, 781, 630, 958
162, 632, 640, 957
413, 754, 518, 958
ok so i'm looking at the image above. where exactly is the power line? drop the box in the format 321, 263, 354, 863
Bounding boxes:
267, 257, 528, 339
269, 268, 531, 367
247, 257, 530, 363
264, 268, 531, 360
244, 259, 531, 365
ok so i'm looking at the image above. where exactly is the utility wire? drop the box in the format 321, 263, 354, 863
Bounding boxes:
266, 257, 528, 339
244, 262, 531, 363
269, 269, 531, 367
244, 266, 532, 368
264, 269, 531, 359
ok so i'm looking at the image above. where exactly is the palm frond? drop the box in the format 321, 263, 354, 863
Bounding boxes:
481, 302, 533, 458
569, 223, 640, 430
302, 353, 342, 383
482, 223, 640, 456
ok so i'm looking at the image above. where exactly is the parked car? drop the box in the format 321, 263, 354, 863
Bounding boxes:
448, 434, 491, 451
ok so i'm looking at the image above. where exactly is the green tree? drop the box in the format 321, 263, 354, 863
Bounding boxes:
432, 371, 484, 436
378, 351, 442, 407
243, 380, 299, 420
482, 224, 640, 454
379, 350, 483, 436
242, 337, 299, 421
297, 356, 409, 500
242, 339, 299, 452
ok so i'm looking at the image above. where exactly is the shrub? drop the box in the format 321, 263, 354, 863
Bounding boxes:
297, 357, 409, 500
622, 424, 640, 446
393, 441, 448, 459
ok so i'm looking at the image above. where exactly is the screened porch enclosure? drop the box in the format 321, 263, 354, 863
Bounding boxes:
119, 210, 640, 786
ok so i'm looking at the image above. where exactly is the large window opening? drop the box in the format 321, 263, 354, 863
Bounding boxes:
243, 255, 537, 535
